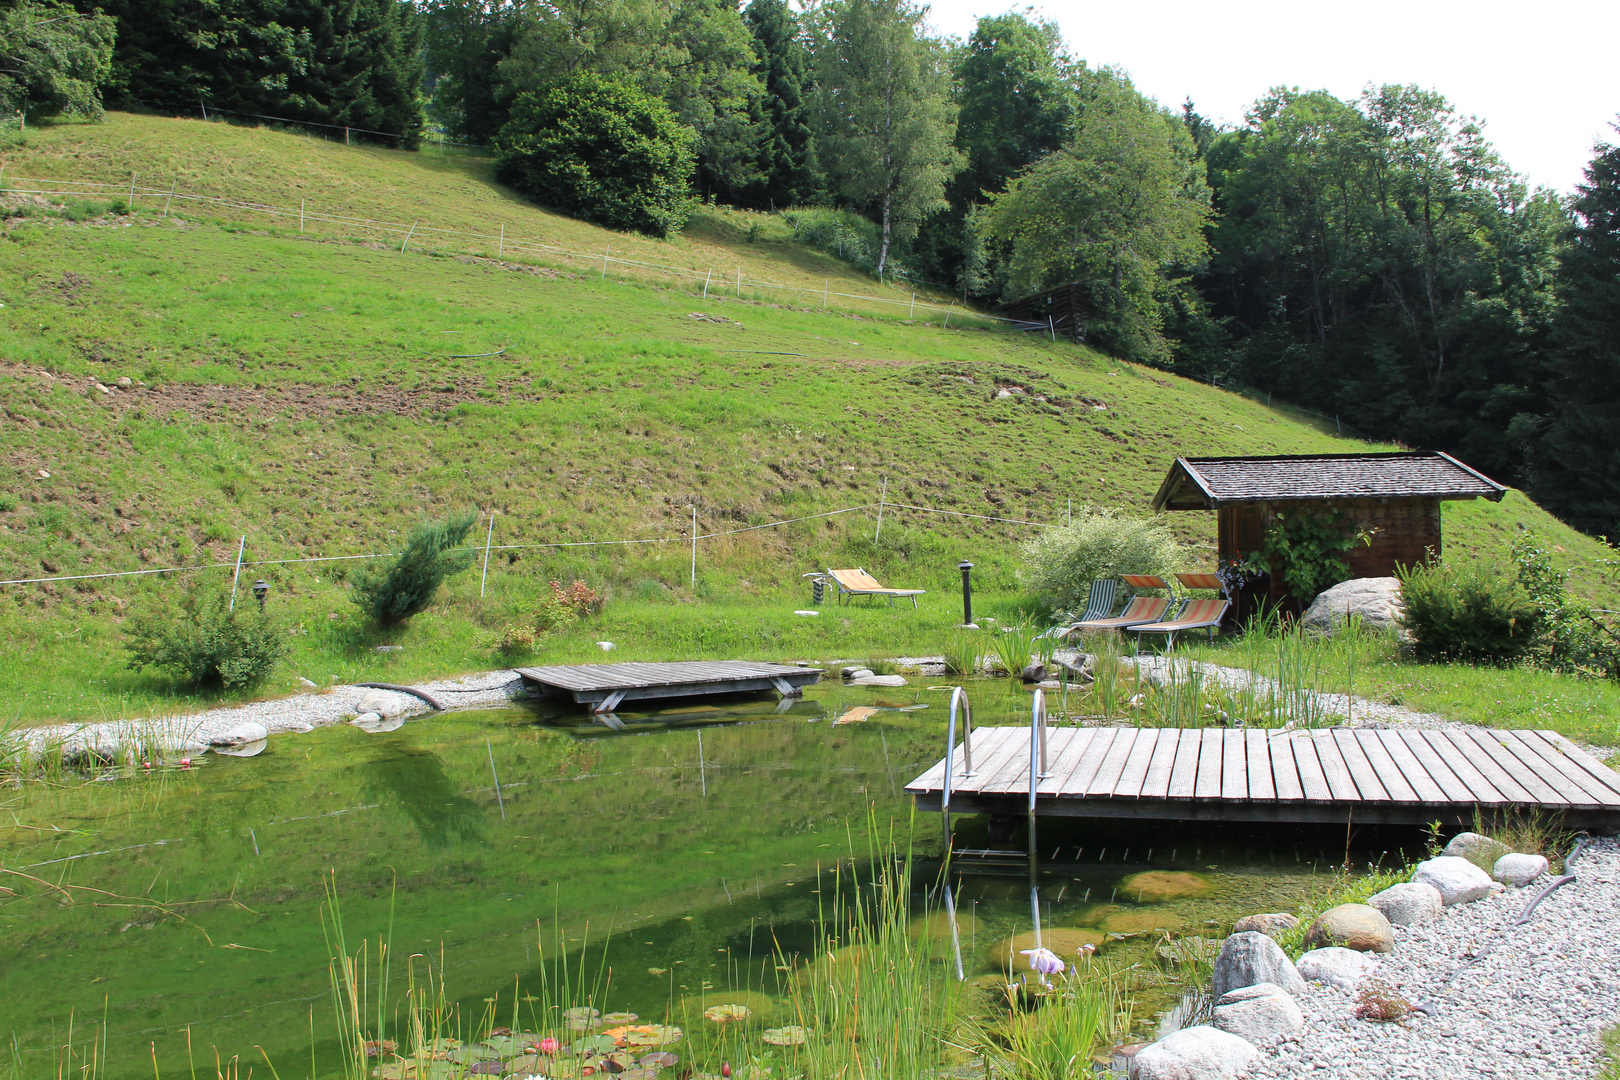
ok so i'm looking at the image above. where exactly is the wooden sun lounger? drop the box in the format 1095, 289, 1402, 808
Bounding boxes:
1064, 595, 1175, 637
825, 568, 925, 609
1131, 598, 1230, 648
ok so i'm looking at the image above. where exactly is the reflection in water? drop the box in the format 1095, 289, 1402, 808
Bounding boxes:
361, 742, 489, 848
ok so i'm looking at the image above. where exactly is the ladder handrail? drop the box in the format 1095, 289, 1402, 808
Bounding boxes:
1027, 688, 1049, 873
942, 685, 975, 818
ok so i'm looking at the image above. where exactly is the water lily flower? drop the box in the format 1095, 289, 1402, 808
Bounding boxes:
538, 1037, 560, 1055
1020, 946, 1065, 977
1078, 943, 1097, 956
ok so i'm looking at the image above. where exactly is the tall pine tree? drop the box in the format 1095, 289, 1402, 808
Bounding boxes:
743, 0, 816, 207
1536, 125, 1620, 538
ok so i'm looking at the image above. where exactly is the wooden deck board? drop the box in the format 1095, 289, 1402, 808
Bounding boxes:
907, 727, 1620, 829
1090, 729, 1142, 796
1113, 729, 1161, 798
1139, 730, 1183, 799
1269, 732, 1306, 801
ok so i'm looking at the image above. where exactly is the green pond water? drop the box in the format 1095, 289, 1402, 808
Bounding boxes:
0, 679, 1421, 1078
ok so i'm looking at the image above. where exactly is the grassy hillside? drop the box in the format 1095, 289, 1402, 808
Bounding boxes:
0, 113, 1614, 723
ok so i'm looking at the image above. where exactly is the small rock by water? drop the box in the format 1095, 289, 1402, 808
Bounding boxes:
1232, 912, 1300, 938
1492, 852, 1549, 886
1304, 903, 1394, 953
1412, 856, 1495, 905
1296, 946, 1377, 989
209, 721, 268, 748
1133, 1025, 1258, 1080
1367, 881, 1443, 926
1441, 831, 1511, 872
1212, 931, 1306, 997
1121, 870, 1213, 902
1212, 982, 1304, 1044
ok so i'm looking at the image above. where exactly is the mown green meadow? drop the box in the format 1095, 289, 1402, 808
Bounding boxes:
0, 114, 1616, 726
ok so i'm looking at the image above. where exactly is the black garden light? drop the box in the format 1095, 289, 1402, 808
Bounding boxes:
957, 560, 974, 627
252, 579, 270, 612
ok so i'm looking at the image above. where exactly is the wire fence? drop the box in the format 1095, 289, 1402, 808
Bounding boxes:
0, 171, 1029, 329
0, 496, 1063, 593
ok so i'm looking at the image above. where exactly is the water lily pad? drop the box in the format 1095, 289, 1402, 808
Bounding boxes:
481, 1036, 520, 1057
364, 1040, 399, 1058
469, 1062, 503, 1074
565, 1007, 603, 1031
614, 1071, 658, 1080
702, 1004, 751, 1023
373, 1062, 415, 1080
504, 1054, 542, 1074
760, 1026, 809, 1046
607, 1025, 682, 1047
545, 1061, 583, 1080
571, 1035, 618, 1056
423, 1038, 463, 1060
449, 1045, 500, 1064
603, 1050, 638, 1069
601, 1012, 638, 1024
638, 1052, 678, 1070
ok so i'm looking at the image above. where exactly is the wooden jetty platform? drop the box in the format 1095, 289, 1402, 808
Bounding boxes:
907, 726, 1620, 830
516, 660, 822, 714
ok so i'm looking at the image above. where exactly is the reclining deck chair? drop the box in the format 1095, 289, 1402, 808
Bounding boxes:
825, 568, 926, 609
1131, 597, 1230, 648
1040, 578, 1118, 641
1064, 595, 1175, 637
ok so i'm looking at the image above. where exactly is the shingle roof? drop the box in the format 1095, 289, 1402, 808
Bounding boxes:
1152, 452, 1506, 511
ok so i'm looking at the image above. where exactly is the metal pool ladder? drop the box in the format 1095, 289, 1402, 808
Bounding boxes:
941, 686, 1050, 871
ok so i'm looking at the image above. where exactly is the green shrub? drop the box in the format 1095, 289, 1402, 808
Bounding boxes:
779, 206, 914, 280
1018, 507, 1183, 614
349, 511, 478, 624
1257, 506, 1369, 603
124, 586, 287, 689
1512, 530, 1620, 676
494, 73, 695, 238
1396, 559, 1537, 664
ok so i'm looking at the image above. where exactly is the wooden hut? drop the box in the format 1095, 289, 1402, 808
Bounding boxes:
999, 282, 1091, 340
1151, 452, 1507, 611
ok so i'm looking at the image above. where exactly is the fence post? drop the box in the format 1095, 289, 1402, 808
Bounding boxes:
128, 172, 136, 209
944, 301, 953, 328
823, 279, 828, 308
200, 99, 207, 121
163, 181, 176, 219
703, 269, 711, 299
479, 511, 497, 598
602, 247, 609, 279
690, 506, 698, 590
874, 477, 888, 542
736, 267, 742, 298
299, 198, 305, 233
345, 127, 350, 146
228, 536, 246, 612
400, 221, 417, 253
909, 291, 915, 319
498, 224, 504, 258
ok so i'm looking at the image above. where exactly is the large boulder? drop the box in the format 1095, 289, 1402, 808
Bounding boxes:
1133, 1026, 1258, 1080
1412, 856, 1494, 905
1231, 912, 1299, 939
1493, 852, 1550, 886
1301, 577, 1403, 635
1303, 903, 1394, 953
850, 674, 908, 687
356, 688, 421, 719
1296, 946, 1377, 990
1212, 982, 1304, 1045
1211, 931, 1306, 998
1442, 832, 1511, 872
1367, 882, 1443, 927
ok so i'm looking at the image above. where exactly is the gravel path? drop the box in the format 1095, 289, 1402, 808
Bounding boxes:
1243, 837, 1620, 1080
16, 670, 527, 756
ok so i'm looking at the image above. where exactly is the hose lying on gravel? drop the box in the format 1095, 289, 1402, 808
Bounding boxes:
1413, 834, 1591, 1016
355, 682, 446, 711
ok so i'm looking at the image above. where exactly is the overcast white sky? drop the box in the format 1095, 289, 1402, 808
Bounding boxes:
919, 0, 1618, 195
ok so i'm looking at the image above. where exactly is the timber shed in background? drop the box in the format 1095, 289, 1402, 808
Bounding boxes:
1151, 452, 1507, 613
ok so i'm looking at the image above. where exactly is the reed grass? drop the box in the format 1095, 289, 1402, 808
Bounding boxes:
941, 632, 980, 676
976, 959, 1132, 1080
992, 624, 1037, 677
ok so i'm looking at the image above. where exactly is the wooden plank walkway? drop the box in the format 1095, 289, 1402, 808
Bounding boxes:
906, 726, 1620, 829
517, 660, 821, 713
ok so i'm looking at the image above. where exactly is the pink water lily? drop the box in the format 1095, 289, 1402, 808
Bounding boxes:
1019, 946, 1065, 977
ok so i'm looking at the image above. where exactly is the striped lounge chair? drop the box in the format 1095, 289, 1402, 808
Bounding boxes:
1130, 598, 1230, 648
1065, 595, 1176, 637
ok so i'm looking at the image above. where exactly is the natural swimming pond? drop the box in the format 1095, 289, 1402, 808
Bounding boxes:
1, 679, 1421, 1078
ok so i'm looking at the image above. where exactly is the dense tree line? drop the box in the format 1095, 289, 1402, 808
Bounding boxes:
10, 0, 1619, 540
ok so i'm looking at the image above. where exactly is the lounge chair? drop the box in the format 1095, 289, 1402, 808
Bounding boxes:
1119, 574, 1172, 592
1174, 572, 1224, 593
1064, 595, 1176, 637
1131, 598, 1230, 648
824, 568, 925, 609
1077, 578, 1119, 623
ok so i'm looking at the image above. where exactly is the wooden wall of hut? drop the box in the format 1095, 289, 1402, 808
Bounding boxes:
1217, 497, 1443, 610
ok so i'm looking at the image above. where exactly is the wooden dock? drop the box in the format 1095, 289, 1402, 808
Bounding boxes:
906, 726, 1620, 829
516, 660, 822, 714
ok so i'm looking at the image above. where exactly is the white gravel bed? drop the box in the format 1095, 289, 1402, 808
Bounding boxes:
1244, 837, 1620, 1080
16, 669, 528, 756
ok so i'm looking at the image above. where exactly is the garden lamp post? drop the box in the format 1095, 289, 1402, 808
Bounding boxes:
252, 579, 270, 613
957, 560, 974, 627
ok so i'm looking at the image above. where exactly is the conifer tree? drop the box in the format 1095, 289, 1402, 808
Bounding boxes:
1536, 125, 1620, 538
743, 0, 817, 207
